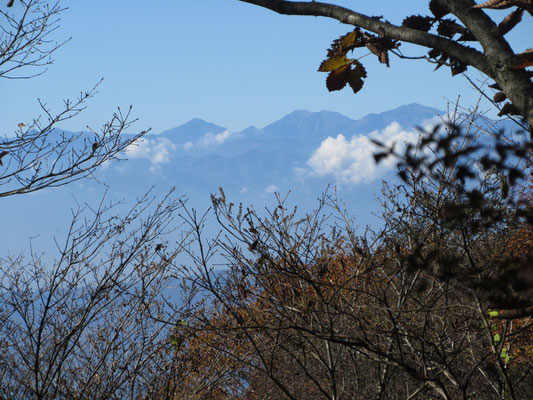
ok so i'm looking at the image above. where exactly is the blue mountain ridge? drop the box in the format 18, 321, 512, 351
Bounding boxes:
9, 103, 504, 255
159, 118, 226, 142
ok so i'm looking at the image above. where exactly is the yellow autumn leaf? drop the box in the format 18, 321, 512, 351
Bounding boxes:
318, 56, 352, 72
339, 29, 362, 48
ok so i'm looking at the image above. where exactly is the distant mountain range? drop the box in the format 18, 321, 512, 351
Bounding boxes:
3, 103, 449, 254
111, 103, 444, 193
159, 103, 441, 142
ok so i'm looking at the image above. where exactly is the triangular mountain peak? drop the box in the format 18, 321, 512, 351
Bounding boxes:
239, 125, 263, 135
348, 103, 443, 134
263, 109, 356, 140
158, 118, 227, 142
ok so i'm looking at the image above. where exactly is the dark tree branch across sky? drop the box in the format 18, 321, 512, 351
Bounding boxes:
240, 0, 533, 131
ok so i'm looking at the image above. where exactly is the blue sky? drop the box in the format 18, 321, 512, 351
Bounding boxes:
1, 1, 531, 254
2, 0, 532, 135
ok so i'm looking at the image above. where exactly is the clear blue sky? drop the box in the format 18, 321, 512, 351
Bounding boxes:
2, 0, 531, 134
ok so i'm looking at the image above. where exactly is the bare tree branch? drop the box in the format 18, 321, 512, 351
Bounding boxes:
239, 0, 533, 128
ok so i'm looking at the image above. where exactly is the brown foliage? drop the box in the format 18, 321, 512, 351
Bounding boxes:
175, 108, 533, 399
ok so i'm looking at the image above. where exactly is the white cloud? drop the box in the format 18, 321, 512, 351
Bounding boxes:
124, 129, 242, 172
421, 115, 445, 130
126, 137, 177, 166
198, 130, 234, 147
99, 159, 112, 170
264, 184, 279, 193
179, 130, 241, 150
306, 121, 420, 184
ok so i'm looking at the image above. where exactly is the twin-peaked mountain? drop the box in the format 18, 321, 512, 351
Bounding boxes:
112, 103, 443, 197
157, 103, 440, 151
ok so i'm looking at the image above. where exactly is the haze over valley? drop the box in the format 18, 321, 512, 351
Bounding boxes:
3, 103, 449, 254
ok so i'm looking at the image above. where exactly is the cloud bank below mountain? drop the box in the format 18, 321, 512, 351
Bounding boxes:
306, 122, 420, 184
126, 137, 178, 169
126, 129, 239, 169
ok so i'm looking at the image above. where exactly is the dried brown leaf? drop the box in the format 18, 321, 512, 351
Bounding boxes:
451, 62, 467, 76
339, 29, 364, 49
493, 92, 507, 102
402, 15, 434, 32
512, 48, 533, 69
327, 28, 366, 57
365, 37, 398, 67
437, 19, 467, 38
498, 102, 521, 116
429, 0, 449, 18
434, 53, 449, 70
326, 64, 351, 92
347, 60, 367, 94
498, 8, 523, 35
473, 0, 532, 9
379, 50, 389, 66
428, 48, 443, 59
